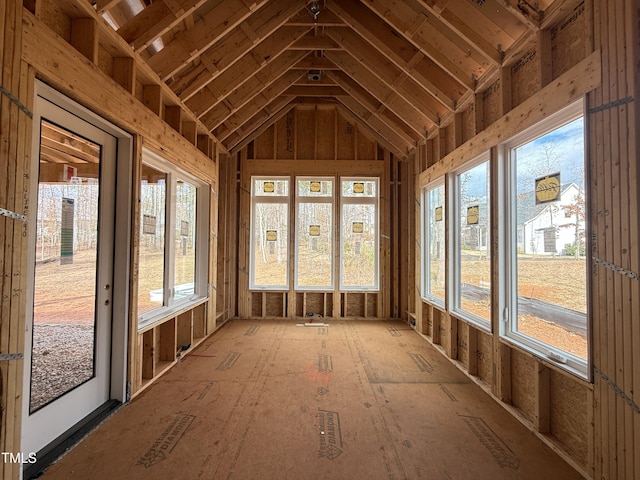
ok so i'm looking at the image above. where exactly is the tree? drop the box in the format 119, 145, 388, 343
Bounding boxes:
560, 188, 586, 259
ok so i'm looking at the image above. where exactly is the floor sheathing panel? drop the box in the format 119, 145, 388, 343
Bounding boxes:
39, 319, 583, 480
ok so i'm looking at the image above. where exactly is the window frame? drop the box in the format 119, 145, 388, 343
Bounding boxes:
449, 153, 492, 331
249, 176, 291, 290
339, 177, 380, 291
502, 100, 589, 378
138, 149, 210, 330
294, 176, 335, 290
421, 177, 446, 308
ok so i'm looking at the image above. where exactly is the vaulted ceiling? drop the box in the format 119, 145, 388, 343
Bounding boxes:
95, 0, 572, 157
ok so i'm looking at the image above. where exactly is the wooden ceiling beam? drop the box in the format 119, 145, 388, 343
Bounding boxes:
211, 71, 305, 139
229, 101, 299, 155
181, 27, 310, 109
285, 8, 346, 26
363, 0, 498, 75
281, 85, 348, 96
540, 0, 584, 29
327, 48, 442, 123
287, 34, 342, 51
188, 50, 307, 118
168, 16, 310, 98
323, 50, 434, 131
116, 0, 208, 53
335, 101, 409, 158
290, 56, 341, 70
146, 0, 271, 80
324, 28, 451, 116
200, 52, 308, 128
325, 70, 423, 143
94, 0, 122, 15
324, 2, 467, 104
224, 96, 297, 152
494, 0, 541, 30
412, 0, 504, 66
328, 0, 474, 89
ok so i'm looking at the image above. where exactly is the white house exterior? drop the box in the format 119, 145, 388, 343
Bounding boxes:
517, 183, 585, 255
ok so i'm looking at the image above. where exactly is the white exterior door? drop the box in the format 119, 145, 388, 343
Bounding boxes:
21, 93, 117, 456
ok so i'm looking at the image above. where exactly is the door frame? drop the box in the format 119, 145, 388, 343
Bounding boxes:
22, 81, 132, 451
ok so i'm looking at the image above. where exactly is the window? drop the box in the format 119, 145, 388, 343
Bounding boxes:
340, 178, 379, 290
423, 179, 446, 306
451, 155, 491, 328
250, 177, 289, 289
295, 178, 334, 289
138, 164, 167, 316
504, 101, 588, 376
138, 150, 209, 329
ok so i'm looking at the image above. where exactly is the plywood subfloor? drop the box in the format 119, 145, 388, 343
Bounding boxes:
40, 320, 583, 480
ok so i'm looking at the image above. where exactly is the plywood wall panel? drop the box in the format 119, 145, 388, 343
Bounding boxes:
97, 44, 113, 79
296, 108, 315, 160
265, 292, 284, 317
275, 112, 295, 159
40, 0, 71, 41
255, 124, 274, 159
551, 4, 588, 79
589, 1, 640, 478
336, 115, 355, 160
549, 370, 589, 465
476, 330, 493, 385
316, 108, 336, 160
510, 350, 536, 423
356, 126, 376, 160
445, 124, 455, 156
305, 293, 324, 317
461, 104, 476, 144
481, 80, 501, 128
511, 50, 541, 108
346, 293, 365, 317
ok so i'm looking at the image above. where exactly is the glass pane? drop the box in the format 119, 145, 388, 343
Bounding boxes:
427, 184, 445, 301
174, 179, 197, 300
514, 117, 587, 359
342, 180, 377, 197
457, 162, 491, 322
341, 204, 377, 288
254, 179, 289, 196
298, 179, 333, 197
138, 164, 166, 314
296, 202, 333, 288
253, 203, 289, 287
30, 120, 100, 412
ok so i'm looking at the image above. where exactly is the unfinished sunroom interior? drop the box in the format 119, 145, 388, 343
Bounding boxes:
0, 0, 638, 478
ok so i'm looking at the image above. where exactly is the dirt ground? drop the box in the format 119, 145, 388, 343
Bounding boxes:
31, 250, 589, 366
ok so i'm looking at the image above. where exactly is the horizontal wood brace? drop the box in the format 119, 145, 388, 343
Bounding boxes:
0, 83, 33, 118
592, 256, 639, 280
588, 96, 634, 114
594, 367, 640, 415
0, 207, 28, 223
